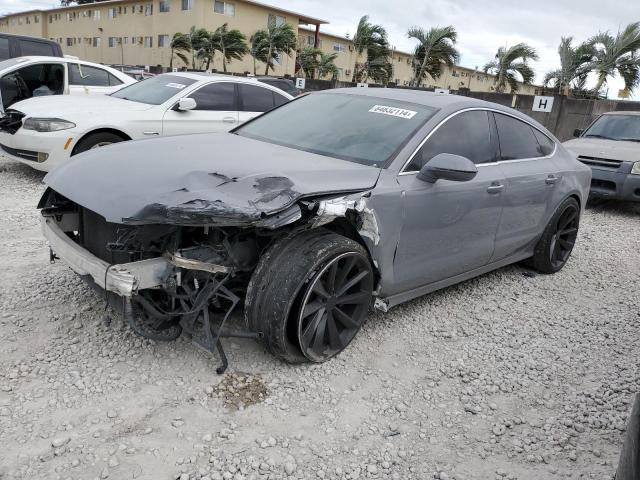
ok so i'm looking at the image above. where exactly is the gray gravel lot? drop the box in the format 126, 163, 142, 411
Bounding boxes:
0, 157, 639, 480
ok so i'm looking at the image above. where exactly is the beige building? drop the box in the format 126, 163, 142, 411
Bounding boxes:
0, 0, 539, 93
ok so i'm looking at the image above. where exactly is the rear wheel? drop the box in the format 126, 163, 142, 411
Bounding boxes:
73, 132, 126, 155
526, 197, 580, 273
245, 230, 374, 363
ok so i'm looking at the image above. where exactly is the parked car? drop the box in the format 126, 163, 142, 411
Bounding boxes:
256, 76, 300, 96
0, 33, 63, 61
108, 64, 156, 81
39, 89, 591, 366
0, 56, 135, 113
0, 72, 292, 172
563, 111, 640, 202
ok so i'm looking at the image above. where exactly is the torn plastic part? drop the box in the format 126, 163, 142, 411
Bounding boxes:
374, 298, 389, 312
166, 251, 230, 274
313, 194, 380, 245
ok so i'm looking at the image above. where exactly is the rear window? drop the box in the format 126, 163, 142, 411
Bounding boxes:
18, 39, 55, 56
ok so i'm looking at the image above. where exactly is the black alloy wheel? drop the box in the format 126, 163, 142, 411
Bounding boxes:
549, 203, 579, 269
297, 251, 373, 362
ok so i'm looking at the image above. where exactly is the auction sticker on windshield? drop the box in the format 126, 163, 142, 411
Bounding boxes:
165, 83, 187, 89
369, 105, 417, 119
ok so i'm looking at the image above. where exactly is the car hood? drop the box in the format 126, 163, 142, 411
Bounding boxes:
11, 94, 154, 117
563, 137, 640, 162
43, 133, 382, 226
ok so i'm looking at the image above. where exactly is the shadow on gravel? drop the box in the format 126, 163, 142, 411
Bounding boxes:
0, 158, 46, 184
586, 198, 640, 217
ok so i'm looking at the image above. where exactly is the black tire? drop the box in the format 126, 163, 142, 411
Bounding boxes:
73, 132, 126, 155
245, 229, 374, 363
526, 197, 580, 274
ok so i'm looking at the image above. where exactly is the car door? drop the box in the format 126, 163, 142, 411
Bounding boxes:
161, 81, 238, 136
67, 63, 122, 95
0, 61, 66, 112
393, 109, 505, 291
490, 112, 560, 261
237, 83, 288, 124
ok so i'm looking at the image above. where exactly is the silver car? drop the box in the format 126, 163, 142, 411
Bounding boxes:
564, 111, 640, 202
38, 89, 591, 369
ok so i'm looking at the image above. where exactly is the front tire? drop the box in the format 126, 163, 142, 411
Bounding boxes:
73, 132, 126, 155
526, 197, 580, 273
245, 230, 374, 363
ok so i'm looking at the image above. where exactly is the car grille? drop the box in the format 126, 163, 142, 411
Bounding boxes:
0, 143, 40, 162
577, 155, 623, 169
0, 109, 25, 135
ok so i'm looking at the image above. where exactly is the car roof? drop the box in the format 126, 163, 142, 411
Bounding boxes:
165, 71, 262, 84
602, 110, 640, 116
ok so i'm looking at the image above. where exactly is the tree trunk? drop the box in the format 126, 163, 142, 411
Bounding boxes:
223, 58, 227, 72
264, 46, 272, 75
593, 75, 606, 94
169, 52, 173, 70
252, 57, 256, 75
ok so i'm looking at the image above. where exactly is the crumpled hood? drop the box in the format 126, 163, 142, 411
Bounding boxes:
12, 94, 153, 117
44, 133, 382, 225
563, 137, 640, 162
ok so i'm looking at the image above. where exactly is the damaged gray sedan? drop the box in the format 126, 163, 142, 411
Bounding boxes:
38, 89, 591, 370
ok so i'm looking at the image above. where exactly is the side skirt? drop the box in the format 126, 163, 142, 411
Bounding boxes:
381, 251, 532, 309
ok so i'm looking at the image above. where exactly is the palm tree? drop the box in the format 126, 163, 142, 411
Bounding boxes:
250, 23, 297, 75
362, 43, 392, 84
196, 32, 216, 70
586, 22, 640, 96
169, 32, 191, 70
296, 46, 321, 78
317, 51, 339, 79
483, 43, 539, 93
188, 26, 210, 70
211, 23, 249, 73
350, 15, 389, 82
543, 37, 595, 95
407, 25, 459, 87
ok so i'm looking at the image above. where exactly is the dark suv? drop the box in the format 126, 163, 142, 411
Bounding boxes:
0, 33, 63, 61
256, 76, 300, 96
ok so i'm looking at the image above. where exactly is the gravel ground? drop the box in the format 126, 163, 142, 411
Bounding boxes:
0, 157, 639, 480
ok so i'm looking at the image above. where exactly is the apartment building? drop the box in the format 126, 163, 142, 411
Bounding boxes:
0, 0, 539, 93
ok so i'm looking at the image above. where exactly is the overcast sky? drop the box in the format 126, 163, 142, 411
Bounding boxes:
2, 0, 638, 99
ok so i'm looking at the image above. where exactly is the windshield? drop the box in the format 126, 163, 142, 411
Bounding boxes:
110, 74, 196, 105
583, 114, 640, 142
235, 92, 437, 166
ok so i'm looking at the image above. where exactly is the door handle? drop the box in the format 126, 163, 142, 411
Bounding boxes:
143, 131, 160, 136
222, 116, 237, 124
545, 175, 559, 185
486, 183, 504, 194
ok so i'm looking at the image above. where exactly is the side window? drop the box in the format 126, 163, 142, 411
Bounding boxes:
188, 82, 236, 110
68, 64, 110, 86
494, 113, 541, 160
405, 110, 495, 172
0, 38, 10, 61
1, 63, 65, 108
108, 73, 123, 86
238, 84, 275, 112
533, 129, 555, 156
273, 92, 288, 107
18, 39, 55, 56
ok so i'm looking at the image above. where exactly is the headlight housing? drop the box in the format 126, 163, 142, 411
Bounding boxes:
631, 162, 640, 175
23, 118, 76, 132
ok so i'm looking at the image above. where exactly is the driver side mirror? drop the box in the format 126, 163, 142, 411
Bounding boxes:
175, 97, 197, 111
417, 153, 478, 183
573, 128, 584, 138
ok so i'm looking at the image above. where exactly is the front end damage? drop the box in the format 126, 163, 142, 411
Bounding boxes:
39, 187, 380, 372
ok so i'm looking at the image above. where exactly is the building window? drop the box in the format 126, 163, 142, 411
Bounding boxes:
93, 37, 101, 47
145, 3, 153, 15
93, 10, 101, 20
144, 36, 153, 48
182, 0, 193, 10
214, 1, 234, 16
138, 5, 144, 13
333, 43, 346, 53
34, 15, 39, 23
108, 37, 116, 47
66, 37, 73, 47
159, 0, 170, 12
267, 14, 285, 28
49, 15, 53, 24
158, 34, 169, 47
108, 8, 117, 19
